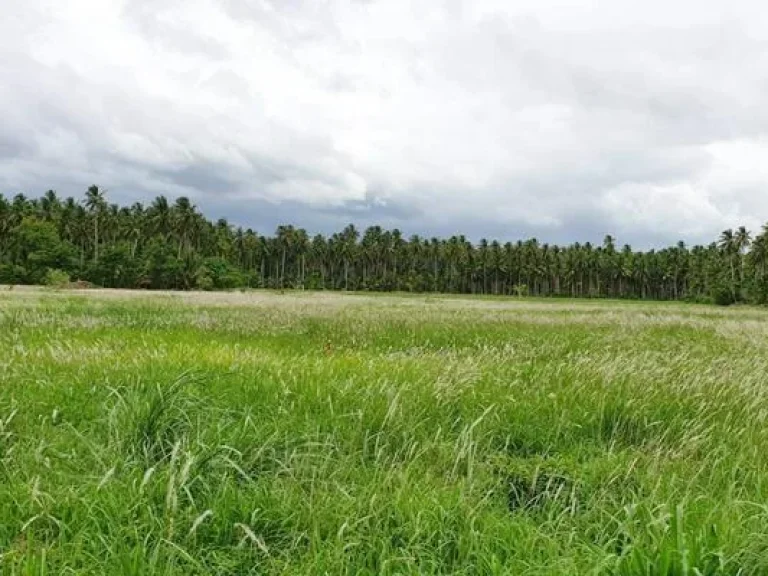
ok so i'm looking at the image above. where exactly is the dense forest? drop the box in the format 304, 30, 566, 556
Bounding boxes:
1, 186, 766, 304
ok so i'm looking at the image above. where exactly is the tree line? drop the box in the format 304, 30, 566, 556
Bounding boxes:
1, 187, 766, 304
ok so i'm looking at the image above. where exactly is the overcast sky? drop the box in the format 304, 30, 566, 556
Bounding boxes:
3, 0, 768, 247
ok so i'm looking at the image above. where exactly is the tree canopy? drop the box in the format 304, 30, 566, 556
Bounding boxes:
1, 188, 766, 305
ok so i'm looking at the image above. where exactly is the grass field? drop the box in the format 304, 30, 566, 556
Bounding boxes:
2, 289, 768, 574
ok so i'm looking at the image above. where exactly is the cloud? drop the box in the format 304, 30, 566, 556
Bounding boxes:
2, 0, 768, 247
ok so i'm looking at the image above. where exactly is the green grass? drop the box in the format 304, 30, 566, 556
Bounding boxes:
2, 288, 768, 574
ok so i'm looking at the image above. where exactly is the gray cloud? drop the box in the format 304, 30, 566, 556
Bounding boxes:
2, 0, 768, 248
123, 4, 231, 60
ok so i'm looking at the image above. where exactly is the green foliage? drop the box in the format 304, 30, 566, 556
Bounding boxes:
10, 217, 76, 284
712, 287, 735, 306
198, 257, 245, 289
2, 190, 768, 304
44, 268, 71, 288
87, 243, 143, 288
144, 239, 185, 290
0, 264, 25, 284
194, 267, 214, 291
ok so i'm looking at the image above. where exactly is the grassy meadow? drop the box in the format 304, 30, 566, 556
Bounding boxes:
2, 288, 768, 574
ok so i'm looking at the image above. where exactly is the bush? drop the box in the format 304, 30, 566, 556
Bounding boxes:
86, 243, 142, 288
195, 269, 214, 291
0, 264, 26, 285
44, 268, 71, 288
712, 288, 734, 306
513, 284, 529, 297
198, 257, 246, 290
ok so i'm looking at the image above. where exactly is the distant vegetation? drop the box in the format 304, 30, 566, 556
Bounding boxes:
1, 186, 766, 304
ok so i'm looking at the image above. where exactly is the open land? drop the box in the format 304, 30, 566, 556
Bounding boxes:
2, 288, 768, 574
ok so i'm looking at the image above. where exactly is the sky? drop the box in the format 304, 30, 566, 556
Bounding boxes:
2, 0, 768, 248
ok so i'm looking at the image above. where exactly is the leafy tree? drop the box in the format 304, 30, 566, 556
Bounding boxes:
10, 217, 76, 283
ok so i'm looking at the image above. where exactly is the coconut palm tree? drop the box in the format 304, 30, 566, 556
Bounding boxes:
173, 197, 198, 258
149, 196, 172, 240
84, 185, 106, 263
1, 188, 763, 300
718, 229, 738, 300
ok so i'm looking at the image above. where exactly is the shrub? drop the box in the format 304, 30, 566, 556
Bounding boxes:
44, 268, 71, 288
712, 287, 734, 307
198, 257, 246, 289
0, 264, 26, 285
195, 269, 214, 291
513, 284, 529, 297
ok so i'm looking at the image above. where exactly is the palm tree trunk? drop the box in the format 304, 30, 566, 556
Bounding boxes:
344, 260, 349, 290
93, 216, 99, 263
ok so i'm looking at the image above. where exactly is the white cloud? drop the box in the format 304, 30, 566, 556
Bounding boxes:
2, 0, 768, 245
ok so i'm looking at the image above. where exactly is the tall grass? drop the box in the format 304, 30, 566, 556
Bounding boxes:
1, 290, 768, 574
